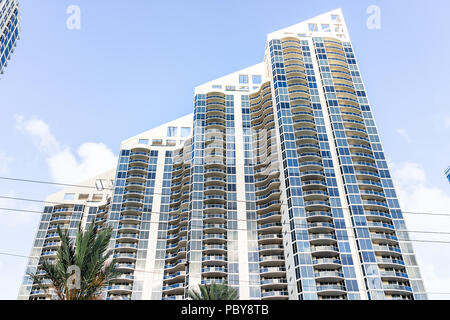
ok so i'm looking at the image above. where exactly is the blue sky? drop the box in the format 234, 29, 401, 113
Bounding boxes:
1, 0, 450, 299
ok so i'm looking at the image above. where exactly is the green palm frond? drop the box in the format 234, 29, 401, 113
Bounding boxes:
188, 283, 239, 300
29, 222, 119, 300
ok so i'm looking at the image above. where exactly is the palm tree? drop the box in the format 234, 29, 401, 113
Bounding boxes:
29, 223, 120, 300
188, 282, 239, 300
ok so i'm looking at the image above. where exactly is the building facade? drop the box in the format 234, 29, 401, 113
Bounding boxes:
0, 0, 19, 75
446, 167, 450, 184
20, 9, 427, 300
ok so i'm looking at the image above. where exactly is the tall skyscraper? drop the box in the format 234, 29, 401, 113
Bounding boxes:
20, 9, 427, 301
0, 0, 19, 75
446, 167, 450, 184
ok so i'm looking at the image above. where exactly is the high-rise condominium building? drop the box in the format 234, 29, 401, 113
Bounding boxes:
0, 0, 19, 75
20, 9, 427, 300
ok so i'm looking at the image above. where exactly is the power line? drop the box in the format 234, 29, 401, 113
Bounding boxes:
0, 176, 111, 190
2, 176, 450, 218
1, 251, 446, 295
2, 193, 450, 218
2, 204, 450, 240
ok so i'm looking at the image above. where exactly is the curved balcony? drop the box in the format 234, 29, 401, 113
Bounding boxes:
43, 241, 61, 249
49, 216, 71, 224
165, 248, 187, 261
258, 234, 283, 245
316, 284, 346, 295
303, 189, 328, 200
201, 279, 227, 285
371, 233, 399, 245
259, 255, 285, 267
202, 233, 227, 244
261, 291, 289, 300
365, 211, 392, 222
256, 201, 282, 214
309, 233, 337, 245
123, 189, 144, 197
125, 181, 145, 190
114, 263, 135, 272
202, 266, 228, 276
298, 161, 323, 170
302, 180, 328, 190
307, 222, 335, 233
260, 267, 286, 277
203, 223, 226, 233
202, 255, 227, 265
125, 174, 146, 183
115, 243, 138, 252
203, 213, 226, 223
113, 253, 137, 262
311, 245, 339, 256
203, 204, 226, 214
204, 186, 226, 195
117, 224, 140, 232
120, 206, 142, 215
204, 177, 226, 186
376, 257, 405, 268
367, 222, 395, 233
382, 284, 413, 295
260, 278, 288, 289
305, 201, 331, 211
257, 222, 282, 234
130, 151, 149, 160
111, 274, 134, 282
306, 211, 333, 221
363, 200, 389, 211
257, 211, 281, 224
380, 271, 409, 281
202, 244, 227, 254
372, 245, 402, 256
312, 258, 341, 268
315, 271, 345, 281
164, 259, 186, 272
162, 283, 184, 295
259, 244, 284, 255
127, 166, 147, 174
163, 271, 186, 284
119, 215, 141, 223
116, 233, 139, 241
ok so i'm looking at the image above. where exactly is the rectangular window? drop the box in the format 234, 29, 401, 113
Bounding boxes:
166, 139, 176, 146
167, 127, 178, 137
64, 193, 75, 200
92, 194, 103, 202
252, 75, 262, 84
139, 139, 149, 144
180, 127, 191, 137
239, 75, 248, 84
308, 23, 318, 32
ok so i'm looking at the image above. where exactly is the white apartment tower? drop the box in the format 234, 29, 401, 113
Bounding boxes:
0, 0, 19, 75
20, 9, 427, 300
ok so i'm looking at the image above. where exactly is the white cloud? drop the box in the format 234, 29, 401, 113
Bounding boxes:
444, 116, 450, 128
0, 151, 13, 175
396, 128, 413, 144
15, 115, 117, 184
47, 143, 117, 184
14, 115, 59, 152
391, 162, 450, 299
